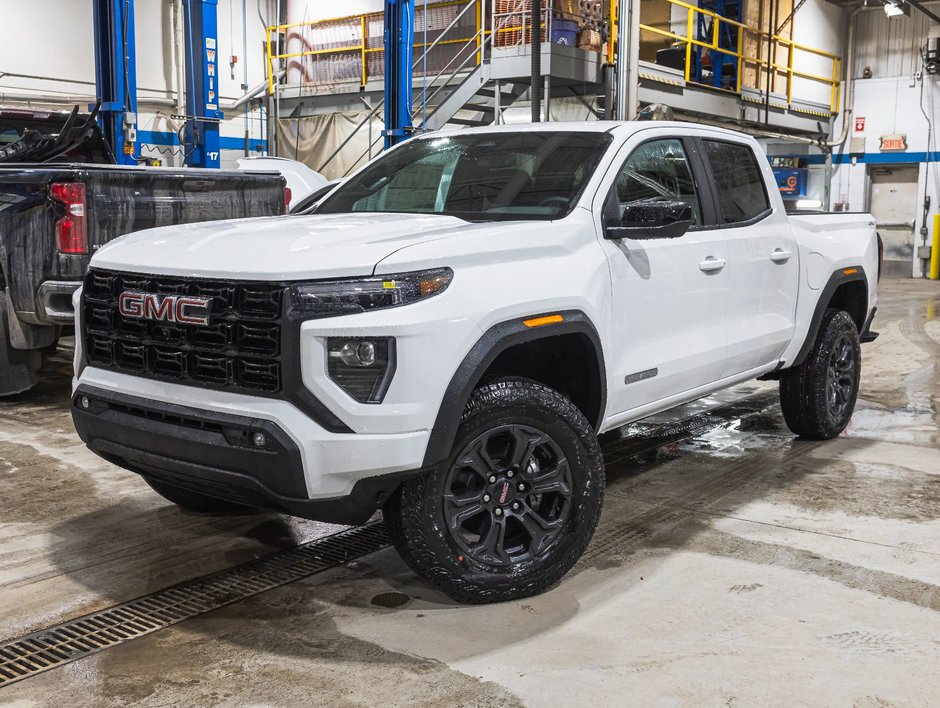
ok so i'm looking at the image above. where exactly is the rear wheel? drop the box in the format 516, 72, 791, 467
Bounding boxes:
779, 308, 861, 440
143, 477, 253, 514
385, 378, 604, 604
0, 294, 41, 397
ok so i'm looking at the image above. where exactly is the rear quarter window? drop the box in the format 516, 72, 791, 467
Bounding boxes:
702, 140, 771, 224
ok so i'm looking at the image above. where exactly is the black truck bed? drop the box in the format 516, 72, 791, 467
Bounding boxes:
0, 162, 286, 395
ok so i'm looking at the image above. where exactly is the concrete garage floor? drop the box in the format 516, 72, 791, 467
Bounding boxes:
1, 279, 938, 707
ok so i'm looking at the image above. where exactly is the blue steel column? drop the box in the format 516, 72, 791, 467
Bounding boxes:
384, 0, 414, 149
92, 0, 139, 164
182, 0, 222, 167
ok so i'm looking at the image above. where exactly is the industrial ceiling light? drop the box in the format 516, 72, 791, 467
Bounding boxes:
883, 1, 909, 17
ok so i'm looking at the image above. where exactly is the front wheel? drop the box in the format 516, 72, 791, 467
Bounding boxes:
779, 308, 862, 440
385, 378, 605, 604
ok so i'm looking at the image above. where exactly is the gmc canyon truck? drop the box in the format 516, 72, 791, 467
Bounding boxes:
0, 108, 289, 395
71, 122, 880, 604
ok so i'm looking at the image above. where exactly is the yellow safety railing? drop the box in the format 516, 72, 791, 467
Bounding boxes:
265, 0, 842, 113
264, 0, 482, 95
633, 0, 842, 112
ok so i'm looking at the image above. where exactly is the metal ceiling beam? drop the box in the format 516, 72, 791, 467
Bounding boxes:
904, 0, 940, 24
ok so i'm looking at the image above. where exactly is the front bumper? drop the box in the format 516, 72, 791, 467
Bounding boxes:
72, 384, 421, 524
74, 365, 432, 498
70, 278, 482, 518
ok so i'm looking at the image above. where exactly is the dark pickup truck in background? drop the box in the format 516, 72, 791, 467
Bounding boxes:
0, 108, 288, 396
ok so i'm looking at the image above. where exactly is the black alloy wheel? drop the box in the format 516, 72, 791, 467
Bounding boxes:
779, 308, 862, 440
826, 333, 856, 420
385, 378, 605, 604
443, 423, 573, 567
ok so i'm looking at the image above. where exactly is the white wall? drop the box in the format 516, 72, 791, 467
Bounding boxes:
826, 7, 940, 276
0, 0, 275, 168
790, 0, 844, 107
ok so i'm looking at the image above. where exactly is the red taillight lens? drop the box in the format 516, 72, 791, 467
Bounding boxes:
50, 182, 88, 255
283, 187, 292, 214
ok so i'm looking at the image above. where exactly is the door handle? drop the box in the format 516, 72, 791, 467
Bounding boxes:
699, 257, 726, 273
770, 249, 792, 263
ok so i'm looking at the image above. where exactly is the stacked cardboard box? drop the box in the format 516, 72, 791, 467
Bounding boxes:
578, 0, 604, 50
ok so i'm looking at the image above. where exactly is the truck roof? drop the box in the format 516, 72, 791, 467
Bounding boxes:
418, 120, 753, 140
0, 162, 281, 177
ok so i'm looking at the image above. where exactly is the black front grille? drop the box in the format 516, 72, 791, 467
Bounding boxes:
83, 269, 285, 393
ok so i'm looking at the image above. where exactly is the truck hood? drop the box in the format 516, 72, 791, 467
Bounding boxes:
90, 212, 476, 280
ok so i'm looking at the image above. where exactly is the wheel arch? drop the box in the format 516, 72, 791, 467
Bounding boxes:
421, 310, 607, 469
791, 267, 869, 367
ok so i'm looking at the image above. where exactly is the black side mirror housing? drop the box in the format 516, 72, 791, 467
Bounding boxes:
605, 200, 693, 240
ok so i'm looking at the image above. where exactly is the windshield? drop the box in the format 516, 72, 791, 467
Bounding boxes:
317, 131, 612, 221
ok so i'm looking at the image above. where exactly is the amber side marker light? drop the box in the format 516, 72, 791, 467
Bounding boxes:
843, 267, 859, 276
523, 314, 564, 328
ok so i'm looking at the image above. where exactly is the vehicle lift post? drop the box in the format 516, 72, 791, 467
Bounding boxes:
91, 0, 140, 164
384, 0, 414, 149
182, 0, 223, 168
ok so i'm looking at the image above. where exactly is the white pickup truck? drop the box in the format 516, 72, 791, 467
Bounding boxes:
71, 122, 880, 604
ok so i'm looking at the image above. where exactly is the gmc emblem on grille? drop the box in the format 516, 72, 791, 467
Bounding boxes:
118, 291, 212, 326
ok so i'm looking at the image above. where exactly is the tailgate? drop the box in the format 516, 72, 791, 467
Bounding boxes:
83, 167, 286, 252
0, 165, 284, 323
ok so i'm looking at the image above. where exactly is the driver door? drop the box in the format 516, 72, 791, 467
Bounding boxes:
598, 137, 730, 418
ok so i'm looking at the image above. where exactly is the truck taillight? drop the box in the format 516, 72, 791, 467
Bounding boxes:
283, 187, 292, 214
50, 182, 88, 255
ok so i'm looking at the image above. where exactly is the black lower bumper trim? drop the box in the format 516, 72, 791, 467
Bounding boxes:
71, 385, 419, 525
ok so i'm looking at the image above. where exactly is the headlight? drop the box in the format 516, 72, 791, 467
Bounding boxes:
290, 268, 453, 319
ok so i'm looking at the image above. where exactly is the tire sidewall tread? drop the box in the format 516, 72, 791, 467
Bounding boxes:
386, 378, 605, 604
779, 308, 861, 440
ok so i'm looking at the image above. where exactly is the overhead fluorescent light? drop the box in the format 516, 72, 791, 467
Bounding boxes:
884, 1, 909, 17
796, 199, 823, 209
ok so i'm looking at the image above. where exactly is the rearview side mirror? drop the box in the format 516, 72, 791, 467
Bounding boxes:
605, 200, 693, 240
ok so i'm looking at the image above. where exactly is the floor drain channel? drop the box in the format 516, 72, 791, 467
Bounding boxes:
0, 522, 389, 689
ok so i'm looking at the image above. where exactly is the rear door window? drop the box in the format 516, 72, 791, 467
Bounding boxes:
702, 140, 771, 224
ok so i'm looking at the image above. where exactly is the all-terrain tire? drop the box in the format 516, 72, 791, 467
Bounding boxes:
385, 378, 605, 604
779, 308, 861, 440
143, 477, 253, 514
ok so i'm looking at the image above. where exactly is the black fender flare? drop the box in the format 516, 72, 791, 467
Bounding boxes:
421, 309, 606, 469
791, 266, 869, 367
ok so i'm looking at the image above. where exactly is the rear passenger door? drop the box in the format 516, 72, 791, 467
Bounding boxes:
598, 136, 729, 417
698, 139, 799, 377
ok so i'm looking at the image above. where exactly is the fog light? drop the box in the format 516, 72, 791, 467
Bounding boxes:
79, 396, 90, 410
334, 340, 377, 367
326, 337, 395, 403
252, 432, 267, 448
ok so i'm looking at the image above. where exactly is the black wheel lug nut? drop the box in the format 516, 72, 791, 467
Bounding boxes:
488, 475, 497, 484
517, 483, 525, 491
511, 502, 520, 511
482, 493, 491, 502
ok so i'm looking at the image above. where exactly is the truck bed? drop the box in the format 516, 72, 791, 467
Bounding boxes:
0, 163, 286, 326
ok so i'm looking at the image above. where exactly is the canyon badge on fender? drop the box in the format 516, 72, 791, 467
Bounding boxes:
118, 291, 212, 326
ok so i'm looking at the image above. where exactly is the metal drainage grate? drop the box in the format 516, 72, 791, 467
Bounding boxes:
0, 522, 389, 689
